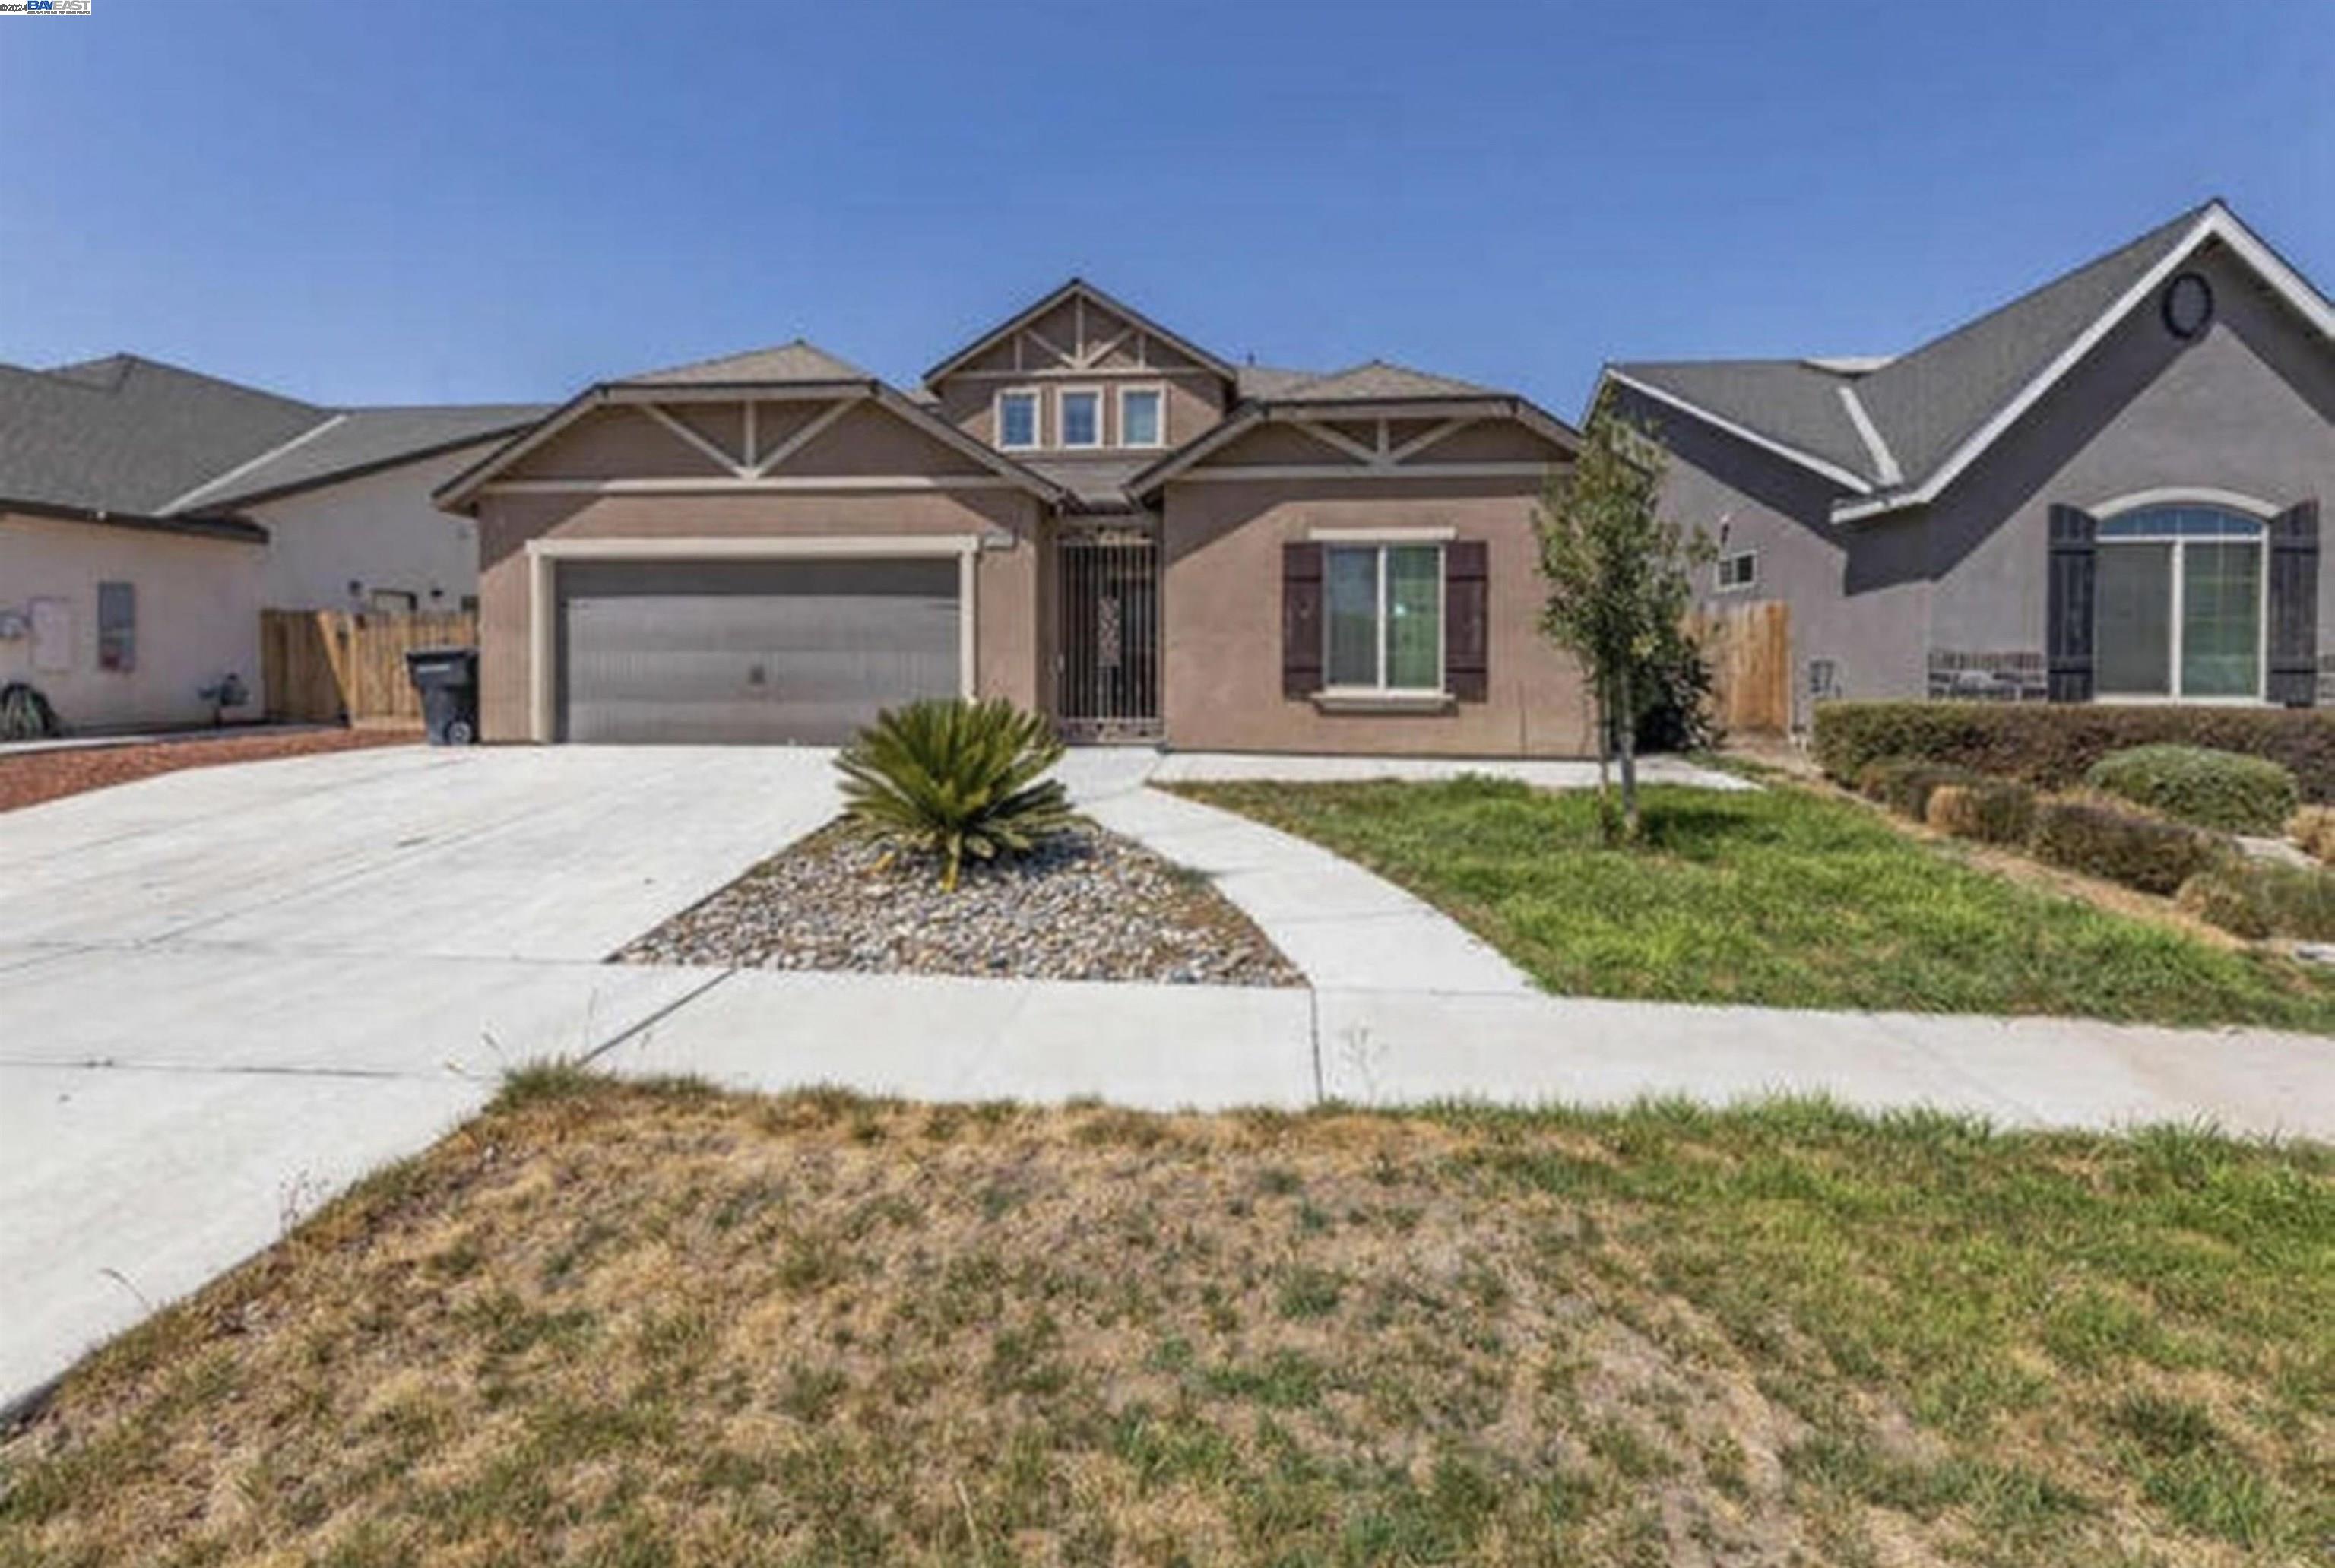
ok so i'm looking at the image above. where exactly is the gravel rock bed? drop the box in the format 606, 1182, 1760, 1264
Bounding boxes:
616, 821, 1303, 987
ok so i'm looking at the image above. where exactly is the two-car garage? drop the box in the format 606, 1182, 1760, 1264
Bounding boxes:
540, 545, 972, 745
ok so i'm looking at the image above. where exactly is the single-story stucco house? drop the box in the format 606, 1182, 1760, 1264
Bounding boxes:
436, 280, 1592, 752
1602, 200, 2331, 730
0, 353, 543, 730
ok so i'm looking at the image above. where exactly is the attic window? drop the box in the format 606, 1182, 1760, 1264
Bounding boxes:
1716, 550, 1758, 592
996, 389, 1039, 451
1120, 386, 1164, 448
1059, 388, 1101, 449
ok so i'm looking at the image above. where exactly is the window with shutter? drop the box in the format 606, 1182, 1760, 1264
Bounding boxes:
2267, 500, 2320, 707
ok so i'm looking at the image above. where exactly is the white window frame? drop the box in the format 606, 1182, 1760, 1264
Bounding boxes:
1716, 550, 1758, 593
2092, 503, 2271, 705
1056, 385, 1103, 450
1117, 383, 1167, 449
1321, 542, 1446, 695
994, 387, 1041, 451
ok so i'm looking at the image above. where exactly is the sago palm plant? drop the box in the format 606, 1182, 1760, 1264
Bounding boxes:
835, 698, 1073, 891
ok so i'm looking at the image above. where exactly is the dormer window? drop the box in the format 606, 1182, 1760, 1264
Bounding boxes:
1059, 388, 1102, 449
996, 388, 1040, 451
1120, 385, 1164, 448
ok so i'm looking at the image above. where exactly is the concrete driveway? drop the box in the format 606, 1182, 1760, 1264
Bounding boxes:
0, 743, 846, 1409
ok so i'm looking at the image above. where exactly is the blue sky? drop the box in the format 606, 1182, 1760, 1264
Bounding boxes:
3, 1, 2327, 420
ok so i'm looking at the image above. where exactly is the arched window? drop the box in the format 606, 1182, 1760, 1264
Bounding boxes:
2095, 505, 2267, 699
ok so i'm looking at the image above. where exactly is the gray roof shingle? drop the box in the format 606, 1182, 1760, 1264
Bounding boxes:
1850, 204, 2211, 483
622, 339, 875, 386
0, 353, 552, 521
1267, 360, 1497, 401
0, 355, 326, 516
186, 404, 550, 510
1608, 357, 1877, 482
1614, 201, 2224, 496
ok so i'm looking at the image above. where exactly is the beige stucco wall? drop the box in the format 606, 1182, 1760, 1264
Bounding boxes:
247, 442, 496, 612
1158, 476, 1596, 756
0, 512, 265, 730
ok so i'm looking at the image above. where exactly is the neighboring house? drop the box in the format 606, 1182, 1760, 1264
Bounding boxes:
1601, 200, 2333, 729
0, 353, 543, 730
439, 280, 1590, 752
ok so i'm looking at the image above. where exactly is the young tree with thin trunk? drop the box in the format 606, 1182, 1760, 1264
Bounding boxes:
1534, 398, 1712, 841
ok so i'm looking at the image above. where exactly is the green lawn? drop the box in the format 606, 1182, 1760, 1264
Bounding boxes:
1172, 776, 2335, 1031
3, 1077, 2328, 1566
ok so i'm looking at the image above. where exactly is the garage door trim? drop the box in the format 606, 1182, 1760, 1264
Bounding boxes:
527, 534, 981, 741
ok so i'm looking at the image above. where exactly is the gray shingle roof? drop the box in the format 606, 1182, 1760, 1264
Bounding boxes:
1849, 204, 2211, 483
1267, 360, 1497, 401
1608, 357, 1877, 481
1019, 455, 1155, 508
0, 355, 326, 516
623, 339, 875, 386
1233, 363, 1323, 400
186, 404, 550, 510
1614, 201, 2223, 496
0, 353, 553, 522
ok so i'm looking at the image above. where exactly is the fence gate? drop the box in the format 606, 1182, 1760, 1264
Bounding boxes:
1055, 526, 1161, 742
1687, 598, 1792, 735
261, 608, 477, 728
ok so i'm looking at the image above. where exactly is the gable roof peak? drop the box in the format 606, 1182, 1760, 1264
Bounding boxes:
923, 276, 1234, 384
619, 337, 876, 388
1608, 198, 2330, 519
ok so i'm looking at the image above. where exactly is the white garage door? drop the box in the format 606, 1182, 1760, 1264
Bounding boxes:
556, 557, 961, 743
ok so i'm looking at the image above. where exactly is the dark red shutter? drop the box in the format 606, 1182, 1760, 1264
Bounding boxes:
1282, 542, 1323, 698
1445, 540, 1489, 702
2046, 505, 2097, 702
2267, 499, 2319, 707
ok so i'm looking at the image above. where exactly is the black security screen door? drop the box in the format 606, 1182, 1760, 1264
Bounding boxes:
1056, 525, 1161, 741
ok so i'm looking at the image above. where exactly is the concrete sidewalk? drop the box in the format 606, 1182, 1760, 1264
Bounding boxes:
591, 967, 2335, 1142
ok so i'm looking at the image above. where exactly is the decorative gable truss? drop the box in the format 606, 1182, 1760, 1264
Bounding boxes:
436, 382, 1064, 508
924, 280, 1235, 386
1130, 398, 1579, 496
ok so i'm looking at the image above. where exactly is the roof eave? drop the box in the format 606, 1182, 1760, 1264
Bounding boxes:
1129, 391, 1579, 502
189, 420, 543, 514
1595, 368, 1878, 496
432, 378, 1069, 512
1833, 204, 2334, 525
1, 496, 269, 544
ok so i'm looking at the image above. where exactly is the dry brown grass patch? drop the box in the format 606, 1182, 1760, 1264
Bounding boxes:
2, 1082, 2326, 1566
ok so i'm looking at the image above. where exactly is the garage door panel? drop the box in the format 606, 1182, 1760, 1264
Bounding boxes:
557, 557, 962, 745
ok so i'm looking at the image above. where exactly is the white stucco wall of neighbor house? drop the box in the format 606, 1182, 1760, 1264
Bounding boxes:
0, 513, 265, 731
246, 443, 494, 613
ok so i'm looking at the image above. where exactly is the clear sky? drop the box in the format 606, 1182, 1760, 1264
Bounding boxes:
3, 0, 2327, 420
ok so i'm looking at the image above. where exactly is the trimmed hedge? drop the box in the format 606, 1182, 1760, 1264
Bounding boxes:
1857, 757, 1987, 821
1925, 780, 2038, 845
1812, 702, 2335, 803
2083, 745, 2300, 835
2287, 806, 2335, 865
2178, 861, 2335, 942
2030, 800, 2232, 895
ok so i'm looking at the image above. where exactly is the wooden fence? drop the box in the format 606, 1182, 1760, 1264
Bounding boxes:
261, 610, 477, 728
1689, 598, 1792, 736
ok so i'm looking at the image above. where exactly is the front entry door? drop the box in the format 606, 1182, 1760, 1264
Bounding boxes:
1055, 525, 1161, 742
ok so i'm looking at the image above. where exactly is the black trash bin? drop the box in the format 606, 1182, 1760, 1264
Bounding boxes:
405, 647, 480, 746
